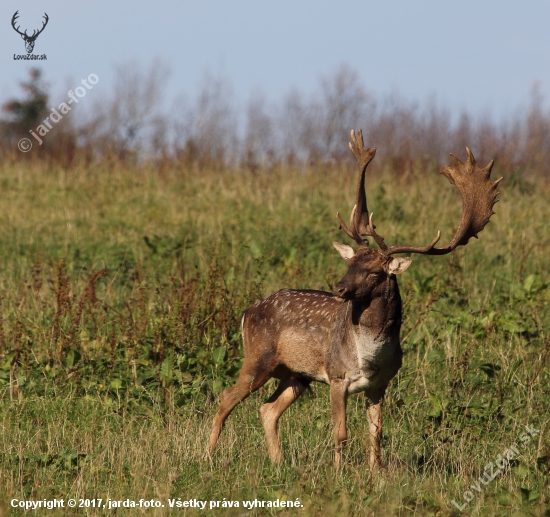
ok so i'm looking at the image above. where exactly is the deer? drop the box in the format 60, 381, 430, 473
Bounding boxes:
11, 11, 49, 54
208, 129, 501, 469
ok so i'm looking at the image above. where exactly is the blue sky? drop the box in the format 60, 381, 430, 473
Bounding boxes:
1, 0, 549, 119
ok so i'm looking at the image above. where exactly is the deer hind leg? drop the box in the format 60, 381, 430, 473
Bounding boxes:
330, 381, 349, 467
260, 377, 309, 463
366, 396, 384, 472
208, 366, 271, 455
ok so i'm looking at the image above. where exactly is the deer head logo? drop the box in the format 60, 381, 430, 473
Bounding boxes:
11, 11, 49, 54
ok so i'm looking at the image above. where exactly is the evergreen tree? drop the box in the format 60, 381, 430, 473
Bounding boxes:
1, 68, 49, 141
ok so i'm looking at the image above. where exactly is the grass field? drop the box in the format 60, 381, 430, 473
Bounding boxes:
0, 158, 548, 516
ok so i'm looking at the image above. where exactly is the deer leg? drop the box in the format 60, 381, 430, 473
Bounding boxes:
208, 368, 271, 455
330, 381, 348, 467
260, 377, 309, 463
366, 397, 384, 472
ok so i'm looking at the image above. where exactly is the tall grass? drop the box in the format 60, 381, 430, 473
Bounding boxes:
0, 158, 548, 516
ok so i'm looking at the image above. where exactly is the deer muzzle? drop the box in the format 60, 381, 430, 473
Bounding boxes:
333, 283, 350, 301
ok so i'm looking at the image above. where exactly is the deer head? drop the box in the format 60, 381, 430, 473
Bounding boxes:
11, 11, 49, 54
332, 129, 502, 300
332, 245, 411, 301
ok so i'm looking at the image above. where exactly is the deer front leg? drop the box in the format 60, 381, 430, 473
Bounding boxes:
366, 397, 384, 472
330, 381, 348, 467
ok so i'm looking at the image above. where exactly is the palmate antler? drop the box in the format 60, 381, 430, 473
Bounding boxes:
339, 129, 503, 256
336, 129, 377, 246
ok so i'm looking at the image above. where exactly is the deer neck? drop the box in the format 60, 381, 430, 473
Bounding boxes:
351, 275, 402, 338
326, 276, 403, 392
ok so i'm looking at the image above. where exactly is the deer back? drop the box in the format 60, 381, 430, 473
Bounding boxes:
242, 248, 408, 396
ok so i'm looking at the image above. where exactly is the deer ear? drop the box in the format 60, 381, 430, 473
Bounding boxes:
388, 257, 412, 275
333, 242, 355, 261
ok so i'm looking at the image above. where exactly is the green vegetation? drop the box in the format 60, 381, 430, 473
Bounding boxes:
0, 160, 548, 516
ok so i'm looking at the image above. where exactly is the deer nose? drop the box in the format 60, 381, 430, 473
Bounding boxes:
334, 284, 347, 297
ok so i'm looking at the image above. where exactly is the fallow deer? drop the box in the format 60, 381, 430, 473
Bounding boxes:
208, 129, 501, 469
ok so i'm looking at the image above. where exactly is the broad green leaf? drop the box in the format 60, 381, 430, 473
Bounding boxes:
2, 352, 16, 371
478, 363, 501, 378
160, 357, 173, 381
249, 240, 262, 259
428, 393, 449, 418
110, 378, 122, 390
212, 379, 223, 394
191, 377, 203, 389
515, 463, 529, 477
529, 490, 539, 502
211, 346, 226, 366
524, 274, 536, 293
519, 487, 531, 501
138, 371, 156, 385
180, 372, 193, 383
64, 349, 81, 369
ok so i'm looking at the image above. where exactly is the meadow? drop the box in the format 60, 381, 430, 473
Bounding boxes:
0, 157, 548, 516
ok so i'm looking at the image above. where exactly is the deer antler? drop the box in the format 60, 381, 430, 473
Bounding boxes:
337, 129, 378, 247
11, 11, 49, 40
31, 13, 49, 39
385, 148, 502, 256
337, 131, 501, 255
11, 11, 25, 37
